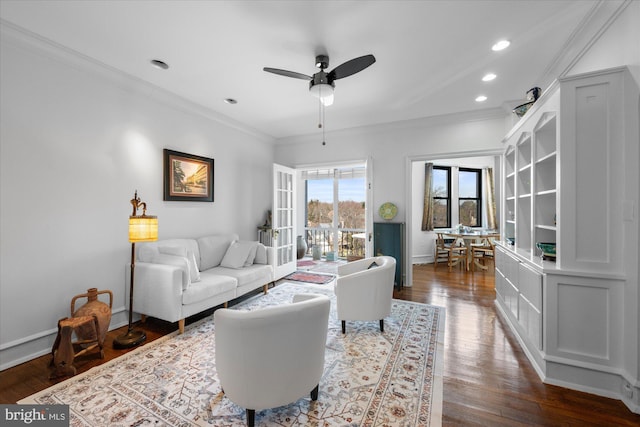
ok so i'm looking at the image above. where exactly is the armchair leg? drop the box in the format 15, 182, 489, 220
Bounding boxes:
379, 319, 384, 332
341, 320, 346, 334
246, 409, 255, 427
311, 384, 319, 401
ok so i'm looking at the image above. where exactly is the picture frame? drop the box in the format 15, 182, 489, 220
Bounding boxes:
163, 149, 214, 202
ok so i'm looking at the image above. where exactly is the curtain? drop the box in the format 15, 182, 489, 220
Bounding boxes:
421, 163, 434, 231
485, 167, 497, 230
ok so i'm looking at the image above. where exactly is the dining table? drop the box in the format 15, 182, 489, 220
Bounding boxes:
442, 229, 500, 271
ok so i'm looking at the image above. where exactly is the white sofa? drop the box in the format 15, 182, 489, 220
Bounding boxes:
129, 233, 274, 333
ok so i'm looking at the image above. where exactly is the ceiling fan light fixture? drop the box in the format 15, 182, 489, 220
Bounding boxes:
309, 82, 334, 106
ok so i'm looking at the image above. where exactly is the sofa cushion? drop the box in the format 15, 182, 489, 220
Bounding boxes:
182, 273, 237, 306
254, 243, 267, 264
210, 264, 271, 287
137, 239, 200, 266
221, 240, 258, 269
158, 246, 201, 282
197, 234, 238, 270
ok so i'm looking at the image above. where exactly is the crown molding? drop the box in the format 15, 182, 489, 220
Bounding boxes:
538, 0, 631, 88
275, 107, 507, 146
0, 19, 274, 143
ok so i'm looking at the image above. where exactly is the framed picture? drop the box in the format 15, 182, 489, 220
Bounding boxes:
163, 149, 214, 202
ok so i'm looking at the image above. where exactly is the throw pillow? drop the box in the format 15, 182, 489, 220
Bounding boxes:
197, 234, 238, 270
254, 243, 267, 264
151, 253, 191, 290
221, 241, 258, 269
243, 242, 259, 267
158, 246, 200, 283
188, 251, 201, 282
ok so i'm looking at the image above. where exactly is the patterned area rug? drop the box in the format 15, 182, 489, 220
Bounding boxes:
283, 271, 335, 284
296, 259, 316, 268
21, 283, 445, 426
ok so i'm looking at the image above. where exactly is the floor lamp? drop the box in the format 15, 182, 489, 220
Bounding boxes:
113, 191, 158, 349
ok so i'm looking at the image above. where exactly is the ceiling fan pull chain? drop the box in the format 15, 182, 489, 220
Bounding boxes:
322, 103, 326, 146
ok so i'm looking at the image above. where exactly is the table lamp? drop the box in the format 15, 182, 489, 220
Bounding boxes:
113, 191, 158, 349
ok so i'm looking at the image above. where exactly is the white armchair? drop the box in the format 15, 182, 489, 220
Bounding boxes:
214, 293, 330, 427
335, 256, 396, 334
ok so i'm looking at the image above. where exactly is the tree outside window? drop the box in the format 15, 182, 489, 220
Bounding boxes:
459, 168, 482, 227
432, 166, 451, 228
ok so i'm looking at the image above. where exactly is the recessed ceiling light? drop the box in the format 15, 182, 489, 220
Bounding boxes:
475, 95, 488, 102
224, 98, 238, 104
150, 59, 169, 70
492, 40, 510, 51
482, 73, 497, 82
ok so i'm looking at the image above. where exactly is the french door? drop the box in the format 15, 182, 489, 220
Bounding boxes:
303, 162, 371, 259
272, 163, 296, 280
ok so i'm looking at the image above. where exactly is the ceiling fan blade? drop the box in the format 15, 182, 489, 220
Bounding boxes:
328, 54, 376, 81
263, 67, 312, 80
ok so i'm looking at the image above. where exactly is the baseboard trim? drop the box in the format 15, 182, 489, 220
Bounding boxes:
0, 308, 129, 371
495, 299, 640, 415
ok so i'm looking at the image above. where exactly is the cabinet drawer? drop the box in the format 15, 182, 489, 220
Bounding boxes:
505, 279, 519, 319
496, 246, 520, 286
495, 269, 505, 302
518, 263, 542, 310
518, 294, 542, 350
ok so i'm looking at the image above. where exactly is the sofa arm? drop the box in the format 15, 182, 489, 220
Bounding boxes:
266, 246, 275, 268
128, 262, 185, 323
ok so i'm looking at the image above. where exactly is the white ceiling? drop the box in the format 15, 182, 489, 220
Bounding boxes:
0, 0, 601, 140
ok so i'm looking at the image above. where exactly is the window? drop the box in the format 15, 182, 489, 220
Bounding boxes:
458, 168, 482, 227
432, 166, 451, 228
303, 167, 366, 259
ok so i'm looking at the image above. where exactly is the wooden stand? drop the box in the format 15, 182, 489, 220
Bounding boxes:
50, 315, 103, 379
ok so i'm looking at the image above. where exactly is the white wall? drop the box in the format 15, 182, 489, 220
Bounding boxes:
0, 27, 274, 369
276, 112, 507, 223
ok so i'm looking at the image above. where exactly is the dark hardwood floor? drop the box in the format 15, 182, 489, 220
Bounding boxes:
2, 263, 639, 426
395, 264, 640, 426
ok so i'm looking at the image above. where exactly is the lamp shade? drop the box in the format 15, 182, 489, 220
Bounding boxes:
309, 83, 334, 106
129, 216, 158, 242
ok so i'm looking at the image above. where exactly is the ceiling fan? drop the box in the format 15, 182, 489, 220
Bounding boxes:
263, 54, 376, 106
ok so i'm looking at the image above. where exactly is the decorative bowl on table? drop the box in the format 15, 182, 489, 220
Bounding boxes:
536, 242, 556, 260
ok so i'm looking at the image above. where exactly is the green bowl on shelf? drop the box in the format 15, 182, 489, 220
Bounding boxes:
536, 242, 556, 257
513, 101, 535, 118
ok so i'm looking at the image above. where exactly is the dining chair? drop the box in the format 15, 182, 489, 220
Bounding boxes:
434, 233, 467, 271
471, 234, 499, 271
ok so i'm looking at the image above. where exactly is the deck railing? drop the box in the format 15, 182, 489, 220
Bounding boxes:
303, 227, 365, 259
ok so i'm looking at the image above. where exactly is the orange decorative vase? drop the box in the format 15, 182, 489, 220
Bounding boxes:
71, 288, 113, 345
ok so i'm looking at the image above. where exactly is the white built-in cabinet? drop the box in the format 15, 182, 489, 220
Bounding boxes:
495, 67, 640, 412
